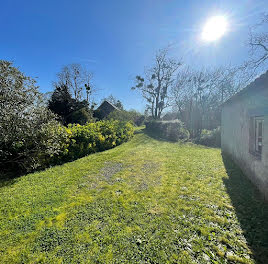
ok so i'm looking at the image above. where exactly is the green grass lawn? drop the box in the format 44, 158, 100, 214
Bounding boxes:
0, 129, 267, 264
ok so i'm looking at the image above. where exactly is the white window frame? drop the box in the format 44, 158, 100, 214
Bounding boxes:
254, 117, 264, 156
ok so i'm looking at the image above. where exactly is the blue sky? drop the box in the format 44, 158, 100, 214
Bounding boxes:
1, 0, 267, 112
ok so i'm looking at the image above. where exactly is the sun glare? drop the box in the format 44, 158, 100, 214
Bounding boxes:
201, 16, 228, 42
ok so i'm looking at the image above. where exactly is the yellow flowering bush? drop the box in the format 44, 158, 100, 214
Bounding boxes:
59, 120, 134, 161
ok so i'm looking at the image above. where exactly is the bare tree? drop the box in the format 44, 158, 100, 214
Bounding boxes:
56, 63, 94, 103
171, 66, 246, 137
103, 94, 124, 110
132, 49, 182, 119
247, 13, 268, 70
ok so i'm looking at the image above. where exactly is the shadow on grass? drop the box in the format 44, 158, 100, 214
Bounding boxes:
0, 171, 20, 188
222, 154, 268, 264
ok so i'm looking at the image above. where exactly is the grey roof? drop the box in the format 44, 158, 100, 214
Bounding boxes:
222, 70, 268, 106
97, 100, 120, 111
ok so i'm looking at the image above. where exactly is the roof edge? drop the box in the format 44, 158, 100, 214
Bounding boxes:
222, 70, 268, 107
97, 100, 121, 111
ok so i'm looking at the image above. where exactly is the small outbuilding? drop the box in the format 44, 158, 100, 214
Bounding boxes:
221, 71, 268, 199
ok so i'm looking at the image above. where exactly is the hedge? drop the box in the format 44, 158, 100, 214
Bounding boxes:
1, 120, 134, 175
106, 110, 145, 126
145, 120, 189, 141
62, 120, 134, 161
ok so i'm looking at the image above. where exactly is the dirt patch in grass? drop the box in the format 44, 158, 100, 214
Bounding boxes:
99, 161, 123, 182
77, 162, 123, 191
141, 162, 159, 174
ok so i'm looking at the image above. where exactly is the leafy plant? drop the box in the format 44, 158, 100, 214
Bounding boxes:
60, 120, 134, 161
0, 60, 68, 173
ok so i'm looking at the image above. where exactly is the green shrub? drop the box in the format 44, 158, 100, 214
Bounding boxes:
48, 84, 94, 125
106, 110, 145, 126
35, 120, 70, 167
1, 109, 133, 175
0, 60, 71, 173
0, 111, 70, 173
145, 120, 189, 141
60, 120, 134, 161
135, 115, 145, 126
66, 107, 94, 125
93, 109, 106, 120
196, 127, 221, 147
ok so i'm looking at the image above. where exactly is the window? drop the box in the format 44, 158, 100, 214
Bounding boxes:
249, 116, 264, 157
255, 117, 263, 155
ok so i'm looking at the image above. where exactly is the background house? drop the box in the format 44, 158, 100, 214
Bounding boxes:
221, 71, 268, 199
162, 112, 178, 121
94, 100, 120, 120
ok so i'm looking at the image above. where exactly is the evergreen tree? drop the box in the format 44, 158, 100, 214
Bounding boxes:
48, 84, 92, 125
48, 84, 73, 124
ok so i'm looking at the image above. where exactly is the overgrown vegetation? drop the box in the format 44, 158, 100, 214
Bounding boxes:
1, 118, 133, 174
48, 84, 94, 125
195, 127, 221, 147
107, 109, 145, 126
0, 130, 267, 263
145, 120, 190, 141
0, 60, 66, 173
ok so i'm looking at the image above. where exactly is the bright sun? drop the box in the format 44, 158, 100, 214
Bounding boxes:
201, 16, 228, 42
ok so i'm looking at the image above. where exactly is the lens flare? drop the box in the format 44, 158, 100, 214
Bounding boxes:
202, 16, 228, 42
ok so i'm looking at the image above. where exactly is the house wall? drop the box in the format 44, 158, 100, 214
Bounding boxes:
221, 88, 268, 200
